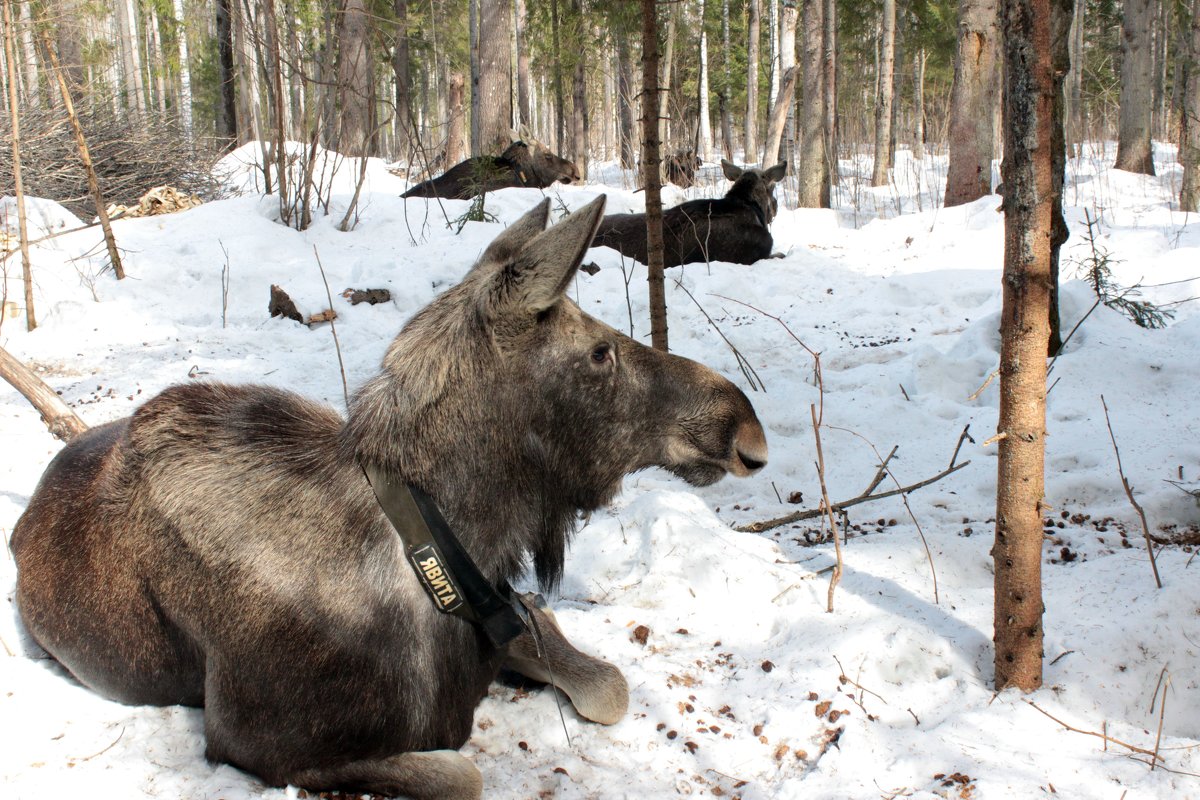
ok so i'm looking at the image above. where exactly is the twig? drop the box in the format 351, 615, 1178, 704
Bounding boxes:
1025, 701, 1156, 757
967, 368, 999, 401
1101, 395, 1162, 589
812, 405, 844, 613
833, 655, 889, 705
1150, 669, 1171, 771
949, 424, 973, 468
312, 246, 349, 409
673, 279, 764, 391
738, 455, 970, 533
77, 727, 125, 762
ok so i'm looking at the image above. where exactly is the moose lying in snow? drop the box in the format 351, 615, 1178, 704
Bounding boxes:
13, 197, 767, 799
592, 159, 788, 268
402, 132, 579, 200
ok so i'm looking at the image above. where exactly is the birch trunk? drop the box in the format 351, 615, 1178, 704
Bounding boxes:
698, 3, 713, 160
17, 0, 41, 108
871, 0, 896, 186
3, 0, 36, 329
913, 48, 927, 159
118, 0, 147, 114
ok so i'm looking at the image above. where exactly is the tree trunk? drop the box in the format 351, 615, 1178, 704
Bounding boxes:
1181, 0, 1200, 210
871, 0, 896, 186
17, 0, 41, 109
659, 5, 677, 153
719, 0, 734, 158
1114, 0, 1157, 174
913, 48, 927, 159
147, 6, 168, 114
476, 0, 516, 154
1064, 0, 1083, 157
551, 0, 564, 150
3, 0, 36, 329
392, 0, 413, 146
0, 346, 89, 441
172, 0, 194, 140
780, 0, 799, 164
698, 1, 713, 160
823, 0, 837, 184
470, 0, 481, 154
516, 0, 532, 127
642, 0, 668, 352
798, 0, 828, 207
215, 0, 238, 149
447, 70, 467, 165
746, 0, 760, 159
54, 0, 87, 103
995, 0, 1059, 694
333, 0, 375, 156
763, 66, 798, 166
945, 0, 999, 205
571, 0, 587, 180
117, 0, 147, 114
616, 35, 636, 169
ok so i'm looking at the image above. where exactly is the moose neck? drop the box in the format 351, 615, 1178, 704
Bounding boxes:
342, 363, 584, 590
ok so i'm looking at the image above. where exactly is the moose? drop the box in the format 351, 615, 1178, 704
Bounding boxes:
592, 159, 788, 268
12, 197, 767, 799
664, 150, 703, 188
402, 132, 579, 200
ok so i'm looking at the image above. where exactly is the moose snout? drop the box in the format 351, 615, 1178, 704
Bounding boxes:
729, 418, 768, 476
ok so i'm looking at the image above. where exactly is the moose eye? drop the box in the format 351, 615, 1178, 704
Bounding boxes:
590, 344, 613, 365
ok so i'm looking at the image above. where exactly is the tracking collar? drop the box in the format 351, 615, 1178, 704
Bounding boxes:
362, 464, 527, 649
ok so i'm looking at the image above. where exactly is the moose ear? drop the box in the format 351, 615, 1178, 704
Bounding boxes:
720, 158, 743, 181
764, 161, 788, 182
488, 195, 607, 317
475, 198, 551, 269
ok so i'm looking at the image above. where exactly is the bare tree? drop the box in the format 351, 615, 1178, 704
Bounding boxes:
571, 0, 588, 179
215, 0, 238, 150
746, 0, 760, 159
994, 0, 1063, 692
642, 0, 668, 351
3, 0, 36, 329
116, 0, 147, 114
53, 0, 86, 103
392, 0, 413, 144
1114, 0, 1157, 174
823, 0, 837, 184
945, 0, 999, 205
1183, 0, 1200, 211
872, 0, 896, 186
616, 36, 636, 169
697, 0, 713, 160
477, 0, 513, 154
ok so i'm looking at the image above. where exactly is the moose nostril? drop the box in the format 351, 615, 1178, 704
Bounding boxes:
737, 451, 766, 472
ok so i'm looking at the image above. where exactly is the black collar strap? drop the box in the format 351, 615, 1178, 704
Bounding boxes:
362, 464, 527, 649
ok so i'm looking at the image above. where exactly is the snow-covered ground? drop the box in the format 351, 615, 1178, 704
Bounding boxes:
2, 142, 1198, 799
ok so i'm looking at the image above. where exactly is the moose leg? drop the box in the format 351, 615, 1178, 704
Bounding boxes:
504, 595, 629, 725
291, 750, 482, 800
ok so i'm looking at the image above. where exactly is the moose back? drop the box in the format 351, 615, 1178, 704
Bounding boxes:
12, 197, 767, 799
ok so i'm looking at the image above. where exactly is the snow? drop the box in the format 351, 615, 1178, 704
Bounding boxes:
2, 144, 1199, 800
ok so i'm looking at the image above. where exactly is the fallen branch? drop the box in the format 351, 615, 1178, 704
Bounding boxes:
737, 426, 972, 534
1025, 701, 1158, 758
1101, 395, 1163, 589
0, 345, 88, 441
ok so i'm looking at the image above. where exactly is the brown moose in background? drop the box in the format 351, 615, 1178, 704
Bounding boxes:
664, 150, 703, 188
591, 159, 788, 268
12, 197, 767, 799
402, 130, 579, 200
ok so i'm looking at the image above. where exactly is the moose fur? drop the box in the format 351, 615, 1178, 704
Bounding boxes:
12, 197, 767, 799
592, 159, 788, 268
402, 134, 579, 200
664, 150, 703, 188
